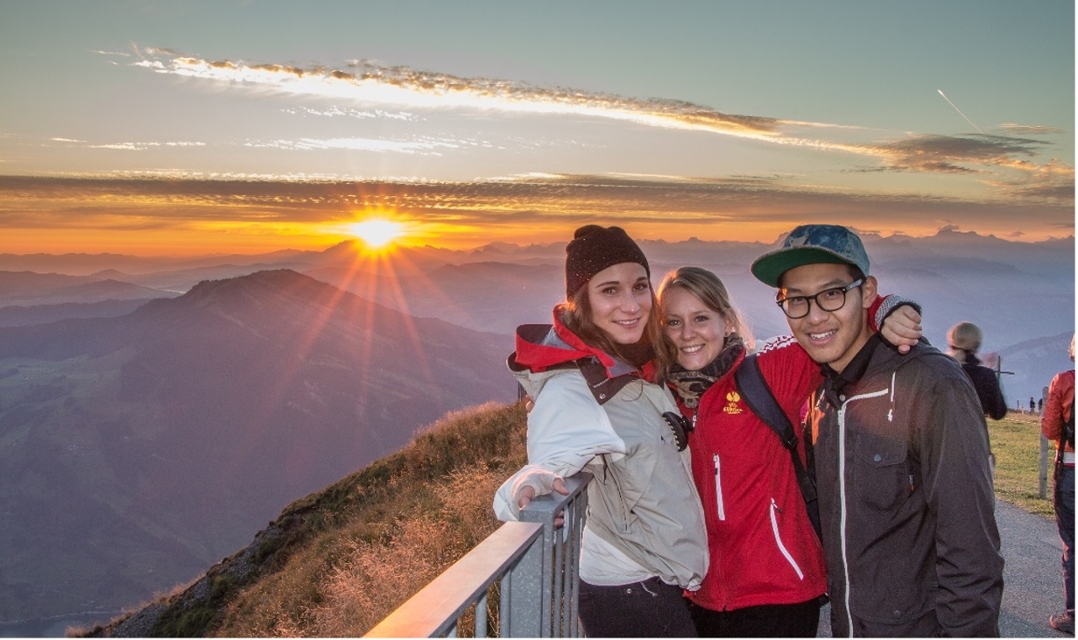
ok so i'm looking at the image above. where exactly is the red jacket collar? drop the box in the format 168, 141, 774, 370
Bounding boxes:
511, 309, 655, 381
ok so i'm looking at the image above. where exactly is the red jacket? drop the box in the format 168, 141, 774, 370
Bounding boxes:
681, 335, 827, 611
1042, 368, 1075, 464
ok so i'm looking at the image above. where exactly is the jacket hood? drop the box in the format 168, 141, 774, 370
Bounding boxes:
509, 309, 655, 378
508, 310, 657, 406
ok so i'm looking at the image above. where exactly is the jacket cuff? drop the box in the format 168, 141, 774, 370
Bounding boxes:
871, 294, 921, 333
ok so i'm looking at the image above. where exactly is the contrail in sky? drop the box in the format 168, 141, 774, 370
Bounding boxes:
937, 89, 984, 134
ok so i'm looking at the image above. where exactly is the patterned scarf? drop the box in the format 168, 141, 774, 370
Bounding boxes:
666, 334, 746, 409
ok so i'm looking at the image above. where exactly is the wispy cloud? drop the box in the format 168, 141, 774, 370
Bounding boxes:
122, 47, 1071, 190
997, 124, 1068, 136
87, 141, 207, 151
1, 174, 1070, 243
243, 137, 462, 154
129, 48, 786, 141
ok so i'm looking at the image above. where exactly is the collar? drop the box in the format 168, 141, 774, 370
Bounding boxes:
509, 308, 654, 382
821, 334, 883, 407
666, 334, 746, 409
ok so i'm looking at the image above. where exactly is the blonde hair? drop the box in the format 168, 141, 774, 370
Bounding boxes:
655, 266, 754, 380
947, 321, 983, 357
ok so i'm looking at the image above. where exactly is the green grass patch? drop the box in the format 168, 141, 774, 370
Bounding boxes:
989, 412, 1057, 519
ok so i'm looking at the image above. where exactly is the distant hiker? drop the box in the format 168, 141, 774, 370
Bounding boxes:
946, 321, 1008, 421
1042, 334, 1075, 635
654, 266, 921, 637
493, 225, 707, 637
751, 224, 1003, 637
1033, 397, 1038, 414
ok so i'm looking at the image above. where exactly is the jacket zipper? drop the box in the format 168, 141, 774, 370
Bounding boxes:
713, 454, 726, 521
837, 387, 890, 636
770, 498, 804, 580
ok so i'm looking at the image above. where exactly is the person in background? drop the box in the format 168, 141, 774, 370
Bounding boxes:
654, 266, 921, 637
946, 321, 1008, 420
1042, 334, 1075, 635
492, 225, 707, 637
751, 224, 1004, 637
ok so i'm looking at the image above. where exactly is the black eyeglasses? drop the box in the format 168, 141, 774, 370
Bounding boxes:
776, 279, 863, 319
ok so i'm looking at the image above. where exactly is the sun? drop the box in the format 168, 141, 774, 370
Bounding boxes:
348, 219, 404, 248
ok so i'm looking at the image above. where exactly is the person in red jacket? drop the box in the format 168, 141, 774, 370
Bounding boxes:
655, 266, 922, 637
1042, 334, 1075, 635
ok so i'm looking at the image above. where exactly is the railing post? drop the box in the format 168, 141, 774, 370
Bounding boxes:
1040, 385, 1050, 499
501, 527, 544, 637
519, 473, 590, 638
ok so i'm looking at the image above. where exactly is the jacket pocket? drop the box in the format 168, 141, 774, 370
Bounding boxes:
852, 432, 909, 511
713, 454, 726, 521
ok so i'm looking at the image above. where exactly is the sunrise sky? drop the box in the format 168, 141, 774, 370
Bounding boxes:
1, 0, 1074, 255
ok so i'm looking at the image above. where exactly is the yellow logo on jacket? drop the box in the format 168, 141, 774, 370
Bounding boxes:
723, 391, 744, 415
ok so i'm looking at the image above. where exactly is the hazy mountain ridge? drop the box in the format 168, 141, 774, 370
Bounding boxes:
2, 229, 1072, 401
0, 269, 513, 630
0, 299, 152, 328
0, 272, 175, 307
83, 401, 528, 638
0, 230, 1072, 633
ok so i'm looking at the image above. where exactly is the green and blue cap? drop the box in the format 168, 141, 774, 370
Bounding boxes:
751, 224, 870, 288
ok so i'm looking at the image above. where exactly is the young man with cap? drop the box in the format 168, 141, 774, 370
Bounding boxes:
750, 224, 1004, 637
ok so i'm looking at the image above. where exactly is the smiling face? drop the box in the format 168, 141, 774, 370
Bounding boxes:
662, 286, 729, 371
585, 262, 653, 345
779, 262, 877, 373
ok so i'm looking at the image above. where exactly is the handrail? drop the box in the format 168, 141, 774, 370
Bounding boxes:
365, 473, 591, 638
365, 522, 543, 637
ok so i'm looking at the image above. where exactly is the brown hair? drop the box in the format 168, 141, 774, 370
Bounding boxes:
558, 279, 663, 370
655, 266, 754, 381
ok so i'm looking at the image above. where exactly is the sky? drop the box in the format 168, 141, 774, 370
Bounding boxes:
0, 0, 1074, 255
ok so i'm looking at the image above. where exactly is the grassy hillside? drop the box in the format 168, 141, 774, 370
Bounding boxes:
80, 401, 528, 637
76, 406, 1055, 637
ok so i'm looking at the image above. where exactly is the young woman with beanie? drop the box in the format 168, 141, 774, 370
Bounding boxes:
493, 225, 708, 637
655, 266, 922, 637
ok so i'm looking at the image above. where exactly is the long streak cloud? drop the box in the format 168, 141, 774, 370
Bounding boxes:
131, 49, 793, 141
126, 48, 1072, 187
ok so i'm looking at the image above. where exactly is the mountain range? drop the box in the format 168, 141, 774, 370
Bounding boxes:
0, 229, 1072, 634
0, 269, 512, 633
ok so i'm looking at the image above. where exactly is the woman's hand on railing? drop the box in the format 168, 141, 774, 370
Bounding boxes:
517, 475, 569, 526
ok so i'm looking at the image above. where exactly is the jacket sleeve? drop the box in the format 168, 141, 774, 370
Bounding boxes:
984, 370, 1008, 421
493, 373, 627, 521
917, 366, 1004, 636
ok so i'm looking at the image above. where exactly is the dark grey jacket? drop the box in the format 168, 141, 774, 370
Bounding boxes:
807, 337, 1004, 637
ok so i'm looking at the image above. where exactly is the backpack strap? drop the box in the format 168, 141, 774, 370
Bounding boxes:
735, 354, 821, 540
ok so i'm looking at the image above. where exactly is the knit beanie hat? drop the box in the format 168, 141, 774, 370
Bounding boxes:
564, 225, 650, 300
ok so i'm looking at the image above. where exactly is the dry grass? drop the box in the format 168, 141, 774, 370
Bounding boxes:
210, 402, 527, 637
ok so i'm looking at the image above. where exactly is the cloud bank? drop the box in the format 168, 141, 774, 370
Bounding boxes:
123, 47, 1073, 198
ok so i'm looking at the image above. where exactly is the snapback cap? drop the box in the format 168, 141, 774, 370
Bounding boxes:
751, 224, 870, 287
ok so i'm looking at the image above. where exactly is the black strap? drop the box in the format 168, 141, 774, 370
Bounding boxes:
735, 354, 822, 540
1065, 402, 1075, 449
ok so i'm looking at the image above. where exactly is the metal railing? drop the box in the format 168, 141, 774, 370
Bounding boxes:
365, 473, 591, 638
